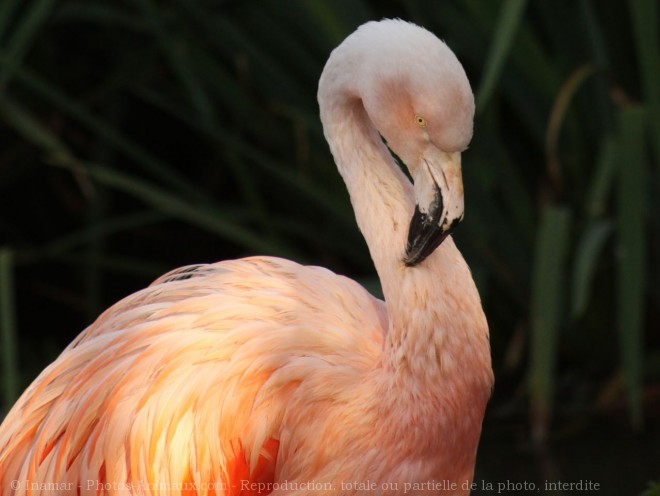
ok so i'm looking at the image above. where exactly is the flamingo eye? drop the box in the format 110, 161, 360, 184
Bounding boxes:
415, 115, 427, 128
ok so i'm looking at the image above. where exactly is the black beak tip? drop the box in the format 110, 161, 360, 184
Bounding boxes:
404, 230, 451, 267
404, 213, 461, 267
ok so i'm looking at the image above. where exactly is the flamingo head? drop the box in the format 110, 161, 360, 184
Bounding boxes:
355, 20, 475, 266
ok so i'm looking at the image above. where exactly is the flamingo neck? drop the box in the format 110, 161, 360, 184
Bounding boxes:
320, 89, 490, 382
321, 96, 413, 278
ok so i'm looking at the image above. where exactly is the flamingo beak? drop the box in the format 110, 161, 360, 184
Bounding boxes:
404, 148, 464, 267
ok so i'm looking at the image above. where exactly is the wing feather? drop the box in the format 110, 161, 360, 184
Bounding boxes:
0, 256, 386, 495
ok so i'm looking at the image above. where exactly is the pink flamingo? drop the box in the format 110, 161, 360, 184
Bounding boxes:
0, 19, 492, 495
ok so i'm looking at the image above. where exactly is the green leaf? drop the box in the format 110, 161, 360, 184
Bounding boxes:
300, 0, 372, 44
545, 64, 596, 190
54, 2, 146, 31
135, 0, 216, 129
475, 0, 528, 112
586, 137, 618, 219
85, 163, 300, 259
20, 211, 166, 264
0, 55, 207, 201
571, 220, 613, 318
629, 0, 660, 163
639, 481, 660, 496
0, 94, 298, 260
616, 106, 648, 428
0, 0, 57, 88
0, 95, 77, 164
0, 247, 18, 410
529, 205, 571, 443
0, 0, 20, 44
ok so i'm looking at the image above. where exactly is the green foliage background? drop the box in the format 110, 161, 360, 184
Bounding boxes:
0, 0, 658, 492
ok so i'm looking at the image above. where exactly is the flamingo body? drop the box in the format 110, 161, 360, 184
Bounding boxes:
0, 19, 493, 495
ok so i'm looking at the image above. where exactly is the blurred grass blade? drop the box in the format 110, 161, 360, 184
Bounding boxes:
579, 0, 615, 134
84, 193, 105, 321
86, 163, 299, 259
21, 211, 165, 263
54, 2, 147, 31
179, 4, 307, 105
0, 0, 20, 43
0, 248, 18, 411
529, 205, 571, 443
616, 106, 647, 428
0, 94, 296, 259
54, 253, 168, 279
629, 0, 660, 162
475, 0, 528, 112
133, 86, 354, 224
135, 0, 215, 129
301, 0, 372, 43
545, 64, 595, 190
586, 137, 617, 218
0, 94, 77, 163
639, 481, 660, 496
0, 0, 56, 88
571, 220, 613, 318
0, 54, 208, 202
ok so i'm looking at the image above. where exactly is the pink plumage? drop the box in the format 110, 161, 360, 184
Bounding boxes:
0, 19, 492, 495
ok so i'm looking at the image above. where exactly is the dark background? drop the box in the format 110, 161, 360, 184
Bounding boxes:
0, 1, 658, 494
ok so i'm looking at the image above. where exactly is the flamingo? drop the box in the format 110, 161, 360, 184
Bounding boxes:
0, 19, 493, 495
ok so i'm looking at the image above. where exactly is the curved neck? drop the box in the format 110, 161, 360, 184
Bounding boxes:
319, 74, 491, 387
320, 95, 412, 315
